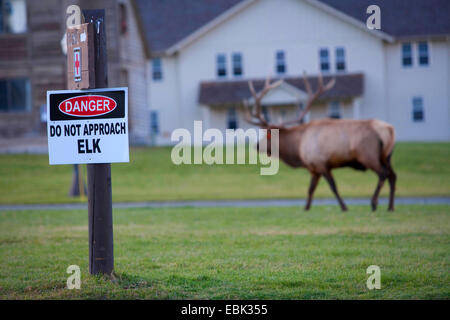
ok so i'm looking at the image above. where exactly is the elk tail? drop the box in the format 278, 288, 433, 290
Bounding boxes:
383, 125, 396, 159
372, 120, 396, 160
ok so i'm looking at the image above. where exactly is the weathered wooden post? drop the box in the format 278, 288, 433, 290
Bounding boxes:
49, 6, 128, 278
65, 9, 114, 275
82, 9, 114, 275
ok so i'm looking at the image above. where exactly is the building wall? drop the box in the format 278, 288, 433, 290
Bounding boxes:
149, 0, 389, 145
206, 101, 353, 133
0, 0, 150, 143
69, 0, 151, 143
309, 101, 354, 120
117, 0, 149, 143
148, 56, 182, 145
0, 0, 67, 138
78, 0, 150, 143
384, 39, 450, 141
205, 105, 298, 133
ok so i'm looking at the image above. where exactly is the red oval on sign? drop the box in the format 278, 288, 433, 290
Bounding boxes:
58, 95, 117, 117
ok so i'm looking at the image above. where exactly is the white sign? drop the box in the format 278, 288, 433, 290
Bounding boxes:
47, 87, 129, 165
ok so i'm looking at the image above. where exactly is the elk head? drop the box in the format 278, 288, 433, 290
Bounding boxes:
243, 76, 282, 156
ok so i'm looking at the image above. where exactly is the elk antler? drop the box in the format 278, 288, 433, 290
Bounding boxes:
243, 75, 283, 126
279, 72, 336, 127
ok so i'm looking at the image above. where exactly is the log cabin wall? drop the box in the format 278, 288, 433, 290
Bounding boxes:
0, 0, 67, 137
0, 0, 143, 140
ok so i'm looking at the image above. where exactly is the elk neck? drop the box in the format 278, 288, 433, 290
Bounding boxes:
270, 124, 307, 168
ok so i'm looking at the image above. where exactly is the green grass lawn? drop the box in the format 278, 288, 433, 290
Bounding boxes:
0, 142, 449, 204
0, 205, 448, 299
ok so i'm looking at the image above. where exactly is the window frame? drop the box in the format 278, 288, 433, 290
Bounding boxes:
0, 77, 31, 113
227, 107, 238, 129
328, 101, 341, 119
402, 43, 413, 67
335, 47, 346, 72
0, 0, 28, 34
216, 53, 227, 78
119, 3, 128, 36
151, 58, 163, 81
412, 96, 424, 122
232, 52, 243, 77
150, 110, 159, 134
418, 41, 429, 66
319, 48, 330, 73
261, 105, 270, 122
275, 50, 286, 75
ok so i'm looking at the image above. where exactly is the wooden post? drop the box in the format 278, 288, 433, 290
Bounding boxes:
83, 9, 114, 275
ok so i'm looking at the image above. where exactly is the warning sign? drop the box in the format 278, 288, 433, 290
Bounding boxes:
47, 87, 129, 165
73, 47, 81, 82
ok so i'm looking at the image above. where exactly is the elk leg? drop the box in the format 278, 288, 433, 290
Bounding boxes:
323, 171, 348, 211
387, 170, 396, 211
305, 173, 320, 211
380, 153, 397, 211
387, 166, 397, 212
371, 169, 388, 211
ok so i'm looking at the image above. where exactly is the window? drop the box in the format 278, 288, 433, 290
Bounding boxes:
319, 48, 329, 72
275, 50, 286, 75
412, 97, 424, 122
232, 53, 243, 77
0, 78, 31, 112
297, 102, 307, 123
328, 101, 341, 119
227, 108, 237, 129
418, 42, 429, 66
0, 0, 27, 34
152, 58, 162, 81
150, 111, 159, 134
336, 47, 346, 72
119, 3, 128, 35
216, 54, 226, 78
402, 43, 413, 67
262, 106, 270, 122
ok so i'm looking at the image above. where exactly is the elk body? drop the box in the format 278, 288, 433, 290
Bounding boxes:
245, 74, 397, 211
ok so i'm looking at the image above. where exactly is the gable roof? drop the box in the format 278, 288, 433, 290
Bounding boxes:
199, 73, 364, 106
133, 0, 244, 54
134, 0, 450, 55
319, 0, 450, 39
246, 81, 310, 106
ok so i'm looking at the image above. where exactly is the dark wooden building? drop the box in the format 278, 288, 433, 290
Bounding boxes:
0, 0, 149, 142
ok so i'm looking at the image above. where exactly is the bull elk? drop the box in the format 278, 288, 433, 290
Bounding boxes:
244, 73, 396, 211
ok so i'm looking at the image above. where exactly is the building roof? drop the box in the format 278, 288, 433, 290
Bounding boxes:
133, 0, 244, 54
199, 73, 364, 106
134, 0, 450, 55
319, 0, 450, 39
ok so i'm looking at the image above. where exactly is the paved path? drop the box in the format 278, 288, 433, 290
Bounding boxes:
0, 137, 48, 154
0, 197, 449, 211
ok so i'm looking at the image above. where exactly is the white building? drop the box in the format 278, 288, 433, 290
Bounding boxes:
130, 0, 450, 144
